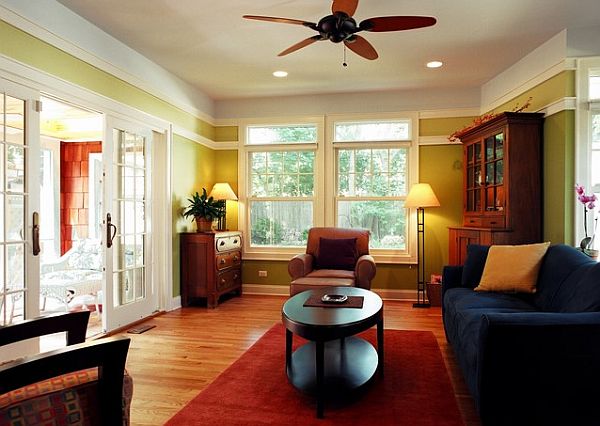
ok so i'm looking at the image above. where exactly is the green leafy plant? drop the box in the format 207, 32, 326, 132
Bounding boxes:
183, 188, 223, 221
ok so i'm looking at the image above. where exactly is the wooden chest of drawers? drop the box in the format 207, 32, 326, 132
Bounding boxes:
180, 231, 242, 308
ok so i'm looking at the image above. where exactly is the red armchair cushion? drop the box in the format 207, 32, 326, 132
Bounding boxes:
315, 237, 358, 271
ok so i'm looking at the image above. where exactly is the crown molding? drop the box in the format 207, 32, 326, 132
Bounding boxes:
173, 125, 238, 150
418, 108, 480, 119
0, 2, 217, 124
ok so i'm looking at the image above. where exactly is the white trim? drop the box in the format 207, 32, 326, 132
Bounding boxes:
574, 57, 600, 248
537, 97, 577, 116
481, 31, 570, 113
168, 296, 182, 311
418, 136, 459, 146
418, 108, 480, 119
482, 60, 569, 113
242, 284, 417, 301
0, 1, 216, 122
172, 125, 238, 150
0, 55, 170, 132
243, 284, 289, 296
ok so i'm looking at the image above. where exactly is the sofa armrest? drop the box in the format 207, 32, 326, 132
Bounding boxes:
288, 253, 314, 280
355, 254, 376, 290
442, 265, 463, 294
478, 312, 600, 425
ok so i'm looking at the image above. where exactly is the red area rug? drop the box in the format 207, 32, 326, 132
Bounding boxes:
166, 324, 464, 425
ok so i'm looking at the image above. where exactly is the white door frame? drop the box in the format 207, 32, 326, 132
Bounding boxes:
0, 57, 173, 330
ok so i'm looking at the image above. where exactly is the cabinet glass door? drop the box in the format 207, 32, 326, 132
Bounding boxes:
484, 133, 505, 212
465, 141, 482, 212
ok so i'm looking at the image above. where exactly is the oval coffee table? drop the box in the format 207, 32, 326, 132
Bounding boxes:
282, 286, 384, 418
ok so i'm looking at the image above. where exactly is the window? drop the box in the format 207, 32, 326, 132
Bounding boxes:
576, 59, 600, 250
242, 121, 321, 253
240, 114, 416, 261
333, 119, 413, 253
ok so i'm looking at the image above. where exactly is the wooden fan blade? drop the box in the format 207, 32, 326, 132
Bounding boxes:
278, 36, 322, 57
332, 0, 359, 16
243, 15, 315, 27
360, 16, 437, 32
344, 35, 378, 60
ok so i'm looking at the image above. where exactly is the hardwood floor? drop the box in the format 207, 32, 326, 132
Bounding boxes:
120, 294, 481, 426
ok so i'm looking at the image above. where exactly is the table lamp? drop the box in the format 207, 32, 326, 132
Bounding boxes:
405, 183, 440, 308
209, 182, 238, 231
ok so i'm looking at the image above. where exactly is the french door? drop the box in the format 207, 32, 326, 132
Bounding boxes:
103, 116, 156, 332
0, 78, 40, 327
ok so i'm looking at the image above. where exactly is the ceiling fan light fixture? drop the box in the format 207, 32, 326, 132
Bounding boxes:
426, 60, 443, 68
273, 70, 288, 78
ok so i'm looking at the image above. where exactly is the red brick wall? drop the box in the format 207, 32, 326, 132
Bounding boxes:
60, 142, 102, 254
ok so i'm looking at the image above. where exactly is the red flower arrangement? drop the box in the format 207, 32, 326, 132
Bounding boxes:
448, 97, 532, 142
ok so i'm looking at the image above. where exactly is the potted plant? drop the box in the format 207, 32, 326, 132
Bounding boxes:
183, 188, 223, 232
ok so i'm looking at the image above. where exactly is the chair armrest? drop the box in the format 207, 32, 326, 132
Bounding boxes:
0, 336, 130, 426
478, 312, 600, 425
0, 311, 90, 347
288, 253, 314, 280
355, 254, 376, 290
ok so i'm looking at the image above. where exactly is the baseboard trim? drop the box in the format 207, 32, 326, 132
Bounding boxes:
169, 295, 182, 311
242, 284, 417, 301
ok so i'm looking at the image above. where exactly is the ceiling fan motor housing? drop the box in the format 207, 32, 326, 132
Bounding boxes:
318, 12, 358, 43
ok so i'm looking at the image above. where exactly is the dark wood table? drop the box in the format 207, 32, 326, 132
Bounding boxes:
282, 286, 384, 418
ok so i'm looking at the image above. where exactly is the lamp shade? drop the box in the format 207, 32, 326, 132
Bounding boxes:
405, 183, 440, 208
209, 182, 238, 201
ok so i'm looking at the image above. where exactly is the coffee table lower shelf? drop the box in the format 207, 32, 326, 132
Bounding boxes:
287, 337, 379, 393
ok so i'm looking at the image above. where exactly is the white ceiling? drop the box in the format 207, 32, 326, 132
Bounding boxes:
55, 0, 600, 101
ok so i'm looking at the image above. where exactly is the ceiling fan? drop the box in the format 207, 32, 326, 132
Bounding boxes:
243, 0, 436, 61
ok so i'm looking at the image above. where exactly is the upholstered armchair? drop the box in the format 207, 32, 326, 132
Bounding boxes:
288, 227, 376, 296
0, 311, 133, 425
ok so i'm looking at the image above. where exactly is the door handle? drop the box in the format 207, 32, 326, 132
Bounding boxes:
106, 213, 117, 248
32, 212, 40, 256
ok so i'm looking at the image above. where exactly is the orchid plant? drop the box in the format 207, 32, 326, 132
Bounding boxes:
575, 183, 598, 250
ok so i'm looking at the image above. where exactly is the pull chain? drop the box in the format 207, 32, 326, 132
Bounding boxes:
342, 44, 348, 67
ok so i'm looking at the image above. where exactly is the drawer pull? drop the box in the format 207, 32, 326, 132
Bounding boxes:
233, 239, 238, 244
233, 274, 239, 280
469, 219, 475, 223
233, 256, 239, 261
220, 241, 225, 246
220, 259, 226, 264
221, 278, 226, 285
489, 221, 497, 225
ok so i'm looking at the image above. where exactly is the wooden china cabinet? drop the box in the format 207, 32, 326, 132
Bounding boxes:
448, 112, 544, 265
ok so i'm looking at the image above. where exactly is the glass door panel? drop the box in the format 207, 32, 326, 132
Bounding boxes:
103, 117, 154, 332
0, 80, 40, 327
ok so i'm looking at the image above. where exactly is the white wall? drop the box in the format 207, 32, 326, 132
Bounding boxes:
214, 86, 480, 120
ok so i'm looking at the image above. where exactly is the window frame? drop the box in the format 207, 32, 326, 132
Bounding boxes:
326, 113, 419, 263
238, 112, 418, 263
576, 58, 600, 250
238, 116, 325, 260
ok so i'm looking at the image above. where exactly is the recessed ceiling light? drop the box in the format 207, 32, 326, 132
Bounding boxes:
273, 70, 288, 78
426, 61, 443, 68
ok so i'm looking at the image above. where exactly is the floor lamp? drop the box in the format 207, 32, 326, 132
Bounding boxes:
209, 182, 238, 231
405, 183, 440, 308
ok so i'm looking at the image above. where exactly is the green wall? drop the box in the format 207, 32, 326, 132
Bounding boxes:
0, 20, 215, 140
171, 134, 217, 297
543, 111, 575, 245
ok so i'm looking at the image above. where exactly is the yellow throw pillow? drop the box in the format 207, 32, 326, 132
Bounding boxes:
475, 242, 551, 293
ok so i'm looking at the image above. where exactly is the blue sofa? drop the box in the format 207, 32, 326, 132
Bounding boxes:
442, 244, 600, 426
